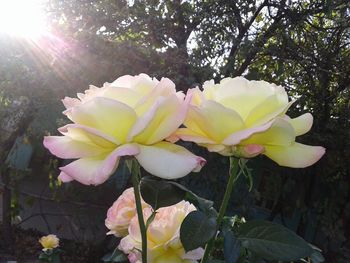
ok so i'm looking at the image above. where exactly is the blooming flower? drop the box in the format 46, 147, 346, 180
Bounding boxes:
39, 234, 59, 251
119, 201, 204, 263
173, 77, 325, 168
44, 74, 205, 185
105, 187, 150, 237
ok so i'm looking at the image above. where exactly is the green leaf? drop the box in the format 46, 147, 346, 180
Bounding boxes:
180, 210, 217, 252
102, 248, 128, 262
224, 230, 240, 263
145, 211, 157, 230
309, 244, 325, 263
140, 176, 186, 210
237, 220, 313, 261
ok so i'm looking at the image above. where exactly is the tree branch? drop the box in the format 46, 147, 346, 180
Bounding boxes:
232, 15, 284, 77
223, 0, 268, 77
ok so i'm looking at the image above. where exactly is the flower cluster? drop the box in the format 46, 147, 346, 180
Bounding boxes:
106, 188, 204, 263
43, 73, 326, 263
44, 74, 324, 187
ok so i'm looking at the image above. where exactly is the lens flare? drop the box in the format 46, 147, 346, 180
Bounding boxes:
0, 0, 47, 39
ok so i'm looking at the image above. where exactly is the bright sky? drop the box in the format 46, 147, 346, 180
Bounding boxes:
0, 0, 47, 38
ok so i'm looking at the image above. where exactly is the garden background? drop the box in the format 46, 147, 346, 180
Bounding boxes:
0, 0, 349, 262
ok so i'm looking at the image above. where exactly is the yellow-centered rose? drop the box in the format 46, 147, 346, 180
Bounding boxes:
119, 201, 204, 263
44, 74, 205, 185
39, 234, 59, 251
173, 77, 325, 167
105, 187, 150, 237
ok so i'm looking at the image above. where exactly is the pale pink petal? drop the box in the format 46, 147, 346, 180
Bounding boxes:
119, 235, 138, 253
264, 143, 325, 168
128, 253, 141, 263
187, 87, 206, 106
58, 171, 74, 182
183, 247, 205, 260
222, 120, 274, 145
43, 136, 107, 159
241, 144, 265, 158
135, 142, 206, 179
156, 77, 177, 96
62, 97, 80, 109
59, 143, 140, 185
166, 133, 181, 143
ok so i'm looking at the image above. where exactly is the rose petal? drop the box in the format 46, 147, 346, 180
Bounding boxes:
133, 77, 178, 116
222, 120, 274, 145
58, 171, 74, 182
241, 118, 295, 146
59, 124, 119, 147
62, 96, 80, 109
208, 77, 288, 120
264, 143, 325, 168
131, 94, 187, 144
111, 73, 159, 96
245, 96, 294, 127
173, 128, 216, 144
102, 85, 144, 108
135, 142, 206, 179
64, 97, 137, 143
43, 136, 107, 159
185, 100, 245, 143
59, 143, 140, 185
287, 113, 313, 136
182, 247, 205, 260
187, 87, 206, 106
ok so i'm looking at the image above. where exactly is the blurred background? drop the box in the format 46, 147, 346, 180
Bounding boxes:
0, 0, 349, 262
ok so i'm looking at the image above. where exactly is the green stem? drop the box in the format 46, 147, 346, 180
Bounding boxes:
201, 157, 240, 263
130, 160, 147, 263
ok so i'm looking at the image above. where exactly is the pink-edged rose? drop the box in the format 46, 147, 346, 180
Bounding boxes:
105, 187, 150, 237
173, 77, 325, 168
44, 74, 205, 185
119, 201, 204, 263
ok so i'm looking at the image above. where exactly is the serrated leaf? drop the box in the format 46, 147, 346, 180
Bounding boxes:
180, 210, 217, 252
224, 230, 240, 263
140, 176, 186, 210
237, 220, 313, 261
